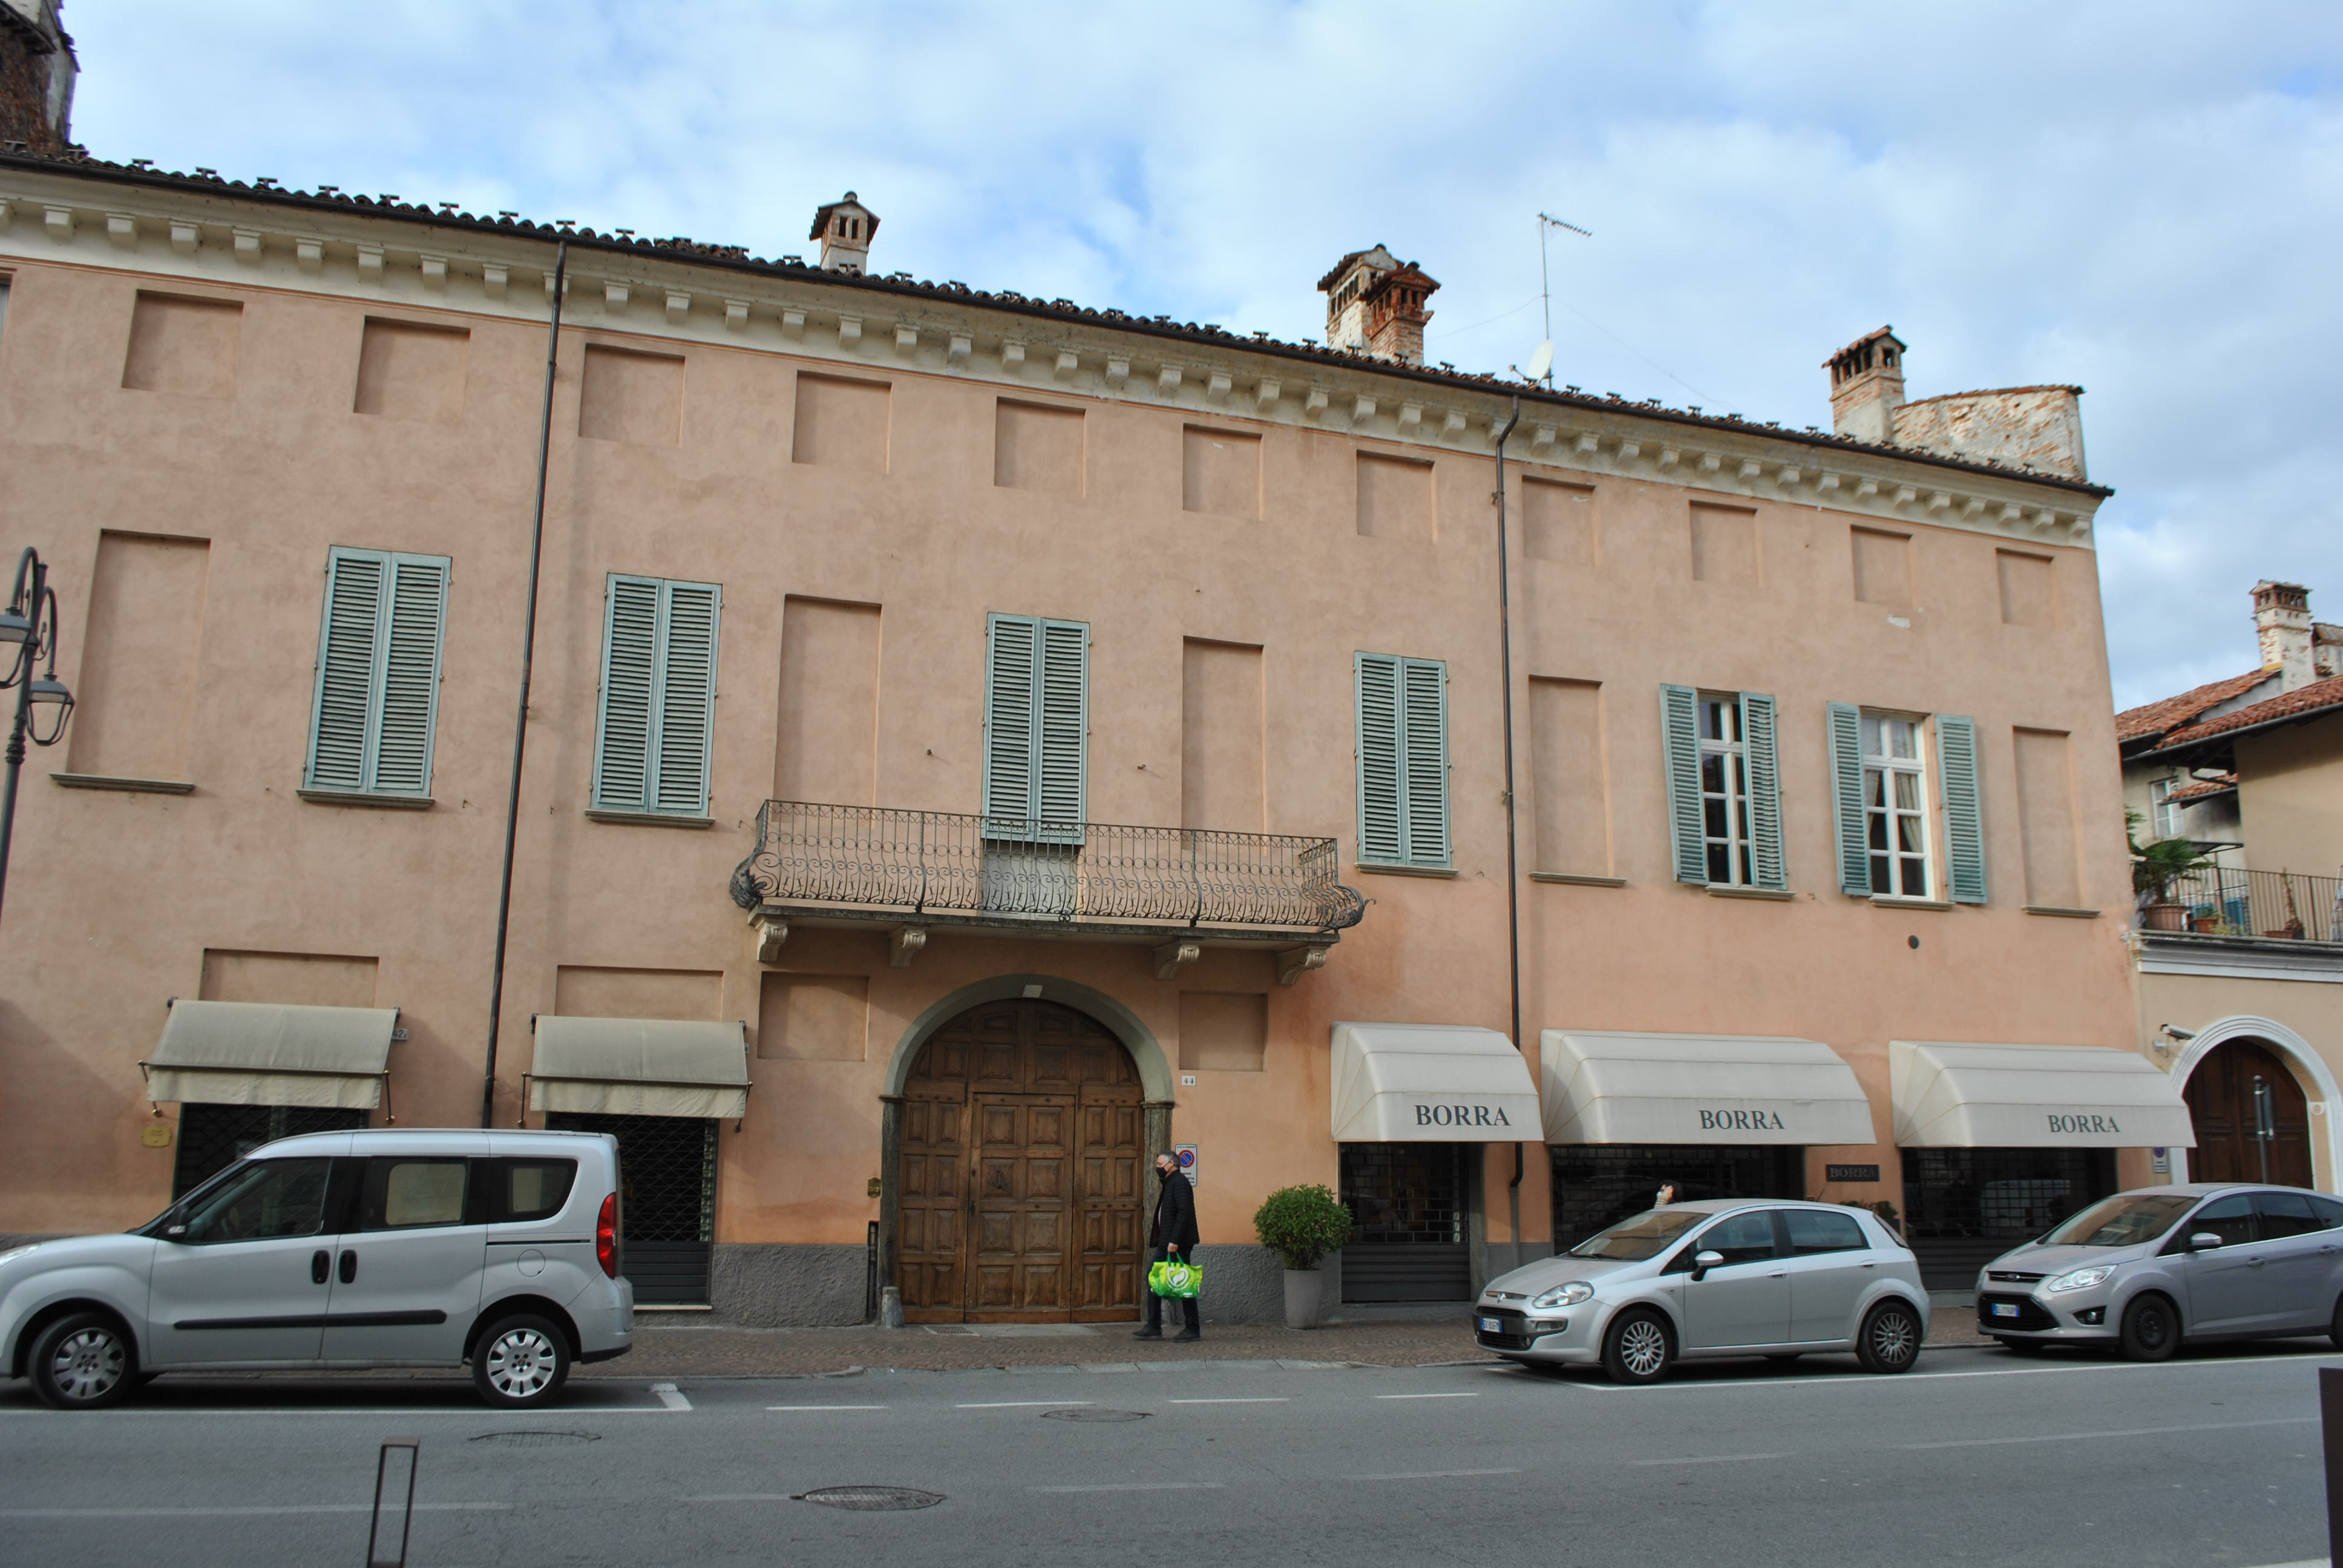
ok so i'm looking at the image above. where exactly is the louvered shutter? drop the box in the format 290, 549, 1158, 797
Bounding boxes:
307, 551, 385, 792
1659, 683, 1705, 884
653, 582, 721, 814
594, 575, 661, 810
1355, 654, 1404, 863
1739, 691, 1786, 891
1400, 658, 1450, 867
1936, 714, 1987, 904
1035, 619, 1089, 843
1826, 701, 1869, 895
370, 557, 448, 795
306, 548, 448, 797
984, 615, 1038, 836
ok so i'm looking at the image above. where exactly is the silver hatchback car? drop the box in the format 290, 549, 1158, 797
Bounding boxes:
1976, 1182, 2343, 1359
1473, 1199, 1929, 1384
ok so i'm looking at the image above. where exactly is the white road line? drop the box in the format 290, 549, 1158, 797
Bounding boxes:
0, 1504, 511, 1518
1169, 1397, 1290, 1405
1030, 1483, 1225, 1493
687, 1495, 798, 1503
1625, 1452, 1792, 1466
0, 1407, 672, 1417
1899, 1417, 2316, 1451
1348, 1468, 1522, 1481
1375, 1391, 1481, 1400
765, 1405, 890, 1412
650, 1382, 692, 1412
958, 1399, 1093, 1409
1576, 1354, 2341, 1394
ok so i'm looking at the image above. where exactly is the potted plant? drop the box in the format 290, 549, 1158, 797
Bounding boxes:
1253, 1184, 1352, 1330
2129, 813, 2218, 933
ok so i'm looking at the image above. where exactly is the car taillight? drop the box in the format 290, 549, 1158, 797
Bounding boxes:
596, 1191, 619, 1279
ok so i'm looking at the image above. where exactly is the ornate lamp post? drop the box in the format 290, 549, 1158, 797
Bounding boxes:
0, 547, 75, 931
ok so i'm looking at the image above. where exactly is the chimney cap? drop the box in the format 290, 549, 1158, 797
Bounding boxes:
809, 191, 879, 244
1824, 325, 1907, 373
2253, 580, 2311, 612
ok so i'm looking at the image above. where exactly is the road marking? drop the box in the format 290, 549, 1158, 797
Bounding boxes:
1030, 1483, 1225, 1493
1572, 1353, 2343, 1393
1899, 1417, 2316, 1451
1169, 1397, 1289, 1405
0, 1406, 673, 1417
1625, 1452, 1791, 1466
0, 1504, 511, 1518
1348, 1468, 1522, 1481
765, 1405, 889, 1412
1375, 1391, 1480, 1400
687, 1494, 798, 1503
958, 1399, 1094, 1408
650, 1382, 692, 1412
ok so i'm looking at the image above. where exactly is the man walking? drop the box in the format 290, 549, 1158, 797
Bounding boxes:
1135, 1150, 1201, 1342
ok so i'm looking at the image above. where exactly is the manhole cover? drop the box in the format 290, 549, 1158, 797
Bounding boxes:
1041, 1407, 1149, 1422
468, 1431, 600, 1446
794, 1485, 946, 1511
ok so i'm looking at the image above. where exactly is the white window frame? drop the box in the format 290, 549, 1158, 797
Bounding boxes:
1698, 693, 1755, 887
1861, 711, 1933, 899
2149, 775, 2184, 841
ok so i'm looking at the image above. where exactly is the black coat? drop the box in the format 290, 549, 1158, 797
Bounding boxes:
1149, 1168, 1199, 1252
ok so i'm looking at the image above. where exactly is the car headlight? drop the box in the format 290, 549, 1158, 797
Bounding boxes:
2044, 1266, 2115, 1294
1532, 1282, 1594, 1309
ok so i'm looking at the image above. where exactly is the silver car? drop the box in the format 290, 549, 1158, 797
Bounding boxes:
1473, 1199, 1929, 1384
1, 1128, 634, 1411
1976, 1182, 2343, 1360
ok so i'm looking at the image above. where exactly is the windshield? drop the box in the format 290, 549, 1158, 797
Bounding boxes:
1570, 1208, 1706, 1261
2037, 1194, 2197, 1249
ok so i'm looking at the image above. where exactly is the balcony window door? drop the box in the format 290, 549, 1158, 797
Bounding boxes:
983, 613, 1089, 844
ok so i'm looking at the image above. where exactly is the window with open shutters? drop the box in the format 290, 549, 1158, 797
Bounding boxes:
1660, 685, 1784, 890
983, 613, 1088, 842
304, 547, 450, 799
592, 574, 722, 817
1355, 653, 1449, 869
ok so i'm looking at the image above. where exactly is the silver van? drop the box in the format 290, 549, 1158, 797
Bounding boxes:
1474, 1199, 1929, 1383
1977, 1182, 2343, 1359
1, 1129, 632, 1410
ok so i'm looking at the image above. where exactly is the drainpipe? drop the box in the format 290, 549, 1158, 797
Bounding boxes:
1491, 396, 1525, 1274
479, 240, 569, 1129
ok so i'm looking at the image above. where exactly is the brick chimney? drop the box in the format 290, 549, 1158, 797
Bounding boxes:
1826, 327, 1907, 444
0, 0, 77, 155
810, 191, 877, 276
1318, 246, 1438, 367
2253, 580, 2318, 691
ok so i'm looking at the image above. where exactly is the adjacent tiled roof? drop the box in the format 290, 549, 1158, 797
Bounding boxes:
2145, 673, 2343, 755
2166, 773, 2237, 803
2115, 670, 2273, 746
0, 148, 2119, 496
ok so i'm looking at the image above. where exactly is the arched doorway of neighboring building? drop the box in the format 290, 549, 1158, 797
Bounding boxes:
2184, 1037, 2314, 1187
897, 996, 1146, 1322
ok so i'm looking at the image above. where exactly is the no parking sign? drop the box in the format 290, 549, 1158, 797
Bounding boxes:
1173, 1144, 1199, 1187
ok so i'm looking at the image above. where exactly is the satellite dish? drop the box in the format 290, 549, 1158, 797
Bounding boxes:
1524, 340, 1553, 384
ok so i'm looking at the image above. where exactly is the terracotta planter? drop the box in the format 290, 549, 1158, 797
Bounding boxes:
1283, 1267, 1324, 1329
2143, 901, 2187, 932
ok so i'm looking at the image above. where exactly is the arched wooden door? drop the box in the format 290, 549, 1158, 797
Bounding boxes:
2185, 1039, 2314, 1187
897, 998, 1145, 1322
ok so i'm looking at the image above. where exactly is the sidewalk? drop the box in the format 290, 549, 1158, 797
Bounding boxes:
581, 1304, 1991, 1380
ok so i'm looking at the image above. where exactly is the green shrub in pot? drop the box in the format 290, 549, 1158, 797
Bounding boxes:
1253, 1184, 1353, 1270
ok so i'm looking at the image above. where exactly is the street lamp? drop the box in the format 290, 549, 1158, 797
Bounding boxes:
0, 547, 75, 932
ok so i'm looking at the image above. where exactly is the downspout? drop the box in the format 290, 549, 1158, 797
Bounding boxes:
1491, 396, 1525, 1275
479, 240, 568, 1129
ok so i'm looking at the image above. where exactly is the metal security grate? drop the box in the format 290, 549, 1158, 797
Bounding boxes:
1340, 1142, 1467, 1246
545, 1112, 718, 1305
172, 1104, 370, 1198
1547, 1144, 1807, 1255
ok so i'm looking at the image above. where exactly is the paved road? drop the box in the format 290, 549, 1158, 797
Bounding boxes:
2, 1341, 2336, 1567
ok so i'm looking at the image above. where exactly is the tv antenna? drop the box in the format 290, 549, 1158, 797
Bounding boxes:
1530, 211, 1592, 388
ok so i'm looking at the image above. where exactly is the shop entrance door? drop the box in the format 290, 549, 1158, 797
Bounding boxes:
2184, 1039, 2313, 1187
1339, 1143, 1472, 1303
898, 998, 1144, 1322
1900, 1147, 2116, 1290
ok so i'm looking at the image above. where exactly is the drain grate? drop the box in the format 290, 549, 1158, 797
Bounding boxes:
795, 1485, 946, 1511
1041, 1408, 1149, 1422
468, 1431, 600, 1446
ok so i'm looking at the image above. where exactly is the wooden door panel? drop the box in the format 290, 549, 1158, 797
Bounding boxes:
2186, 1040, 2312, 1186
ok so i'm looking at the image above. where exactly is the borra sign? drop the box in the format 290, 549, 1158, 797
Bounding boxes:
1415, 1103, 1512, 1128
2048, 1112, 2119, 1135
1699, 1109, 1788, 1131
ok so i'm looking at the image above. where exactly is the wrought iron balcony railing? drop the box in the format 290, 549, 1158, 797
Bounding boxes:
729, 800, 1368, 934
2140, 865, 2343, 944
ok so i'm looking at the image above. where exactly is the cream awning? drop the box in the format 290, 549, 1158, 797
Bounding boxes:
1539, 1031, 1876, 1147
527, 1016, 751, 1120
1329, 1024, 1541, 1142
143, 1000, 397, 1110
1890, 1040, 2196, 1149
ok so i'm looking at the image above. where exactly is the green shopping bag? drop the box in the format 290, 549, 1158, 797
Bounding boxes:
1147, 1258, 1203, 1299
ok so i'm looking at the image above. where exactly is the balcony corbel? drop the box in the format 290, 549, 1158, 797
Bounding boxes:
1153, 939, 1202, 982
1277, 943, 1331, 985
890, 926, 928, 968
752, 912, 790, 964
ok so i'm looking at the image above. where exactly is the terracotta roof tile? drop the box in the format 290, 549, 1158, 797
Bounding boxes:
2151, 673, 2343, 751
2115, 670, 2272, 745
2166, 773, 2237, 803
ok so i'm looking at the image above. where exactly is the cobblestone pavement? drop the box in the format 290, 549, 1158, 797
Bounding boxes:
580, 1304, 1988, 1379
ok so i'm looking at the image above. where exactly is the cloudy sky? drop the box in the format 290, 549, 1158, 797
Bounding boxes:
61, 1, 2343, 708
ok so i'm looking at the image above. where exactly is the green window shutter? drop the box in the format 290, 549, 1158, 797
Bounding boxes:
594, 575, 661, 811
984, 615, 1038, 835
1659, 683, 1705, 884
1355, 653, 1404, 863
1400, 657, 1450, 867
370, 555, 449, 797
1035, 619, 1089, 841
307, 550, 385, 792
1740, 691, 1786, 891
1938, 714, 1987, 904
1826, 701, 1869, 895
653, 581, 721, 815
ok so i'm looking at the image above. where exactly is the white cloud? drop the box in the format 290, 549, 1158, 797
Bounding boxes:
59, 0, 2343, 707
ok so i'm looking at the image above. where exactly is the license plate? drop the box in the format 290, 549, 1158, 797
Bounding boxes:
1990, 1302, 2020, 1318
1480, 1316, 1502, 1333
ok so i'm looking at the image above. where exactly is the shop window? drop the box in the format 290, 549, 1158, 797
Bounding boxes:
1899, 1147, 2116, 1290
171, 1103, 369, 1199
1548, 1145, 1804, 1255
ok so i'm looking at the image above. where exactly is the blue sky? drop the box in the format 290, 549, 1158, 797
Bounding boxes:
59, 0, 2343, 708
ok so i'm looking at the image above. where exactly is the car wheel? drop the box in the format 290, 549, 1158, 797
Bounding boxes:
27, 1312, 136, 1411
2119, 1294, 2180, 1362
471, 1314, 572, 1410
1856, 1301, 1923, 1374
1602, 1308, 1674, 1386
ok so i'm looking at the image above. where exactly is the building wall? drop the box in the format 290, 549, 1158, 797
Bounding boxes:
2233, 720, 2343, 880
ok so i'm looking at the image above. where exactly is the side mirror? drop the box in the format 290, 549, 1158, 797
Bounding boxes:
2188, 1232, 2224, 1252
1691, 1249, 1725, 1281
